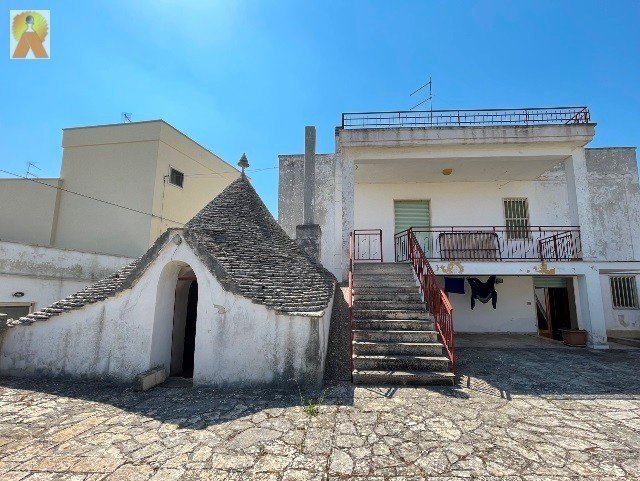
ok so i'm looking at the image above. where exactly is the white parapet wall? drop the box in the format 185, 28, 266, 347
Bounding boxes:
0, 235, 334, 387
0, 240, 134, 314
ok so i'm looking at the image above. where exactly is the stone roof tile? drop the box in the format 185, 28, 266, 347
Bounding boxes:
10, 175, 333, 327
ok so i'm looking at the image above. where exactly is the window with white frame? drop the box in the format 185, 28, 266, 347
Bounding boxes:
610, 276, 639, 309
168, 167, 184, 188
503, 198, 530, 240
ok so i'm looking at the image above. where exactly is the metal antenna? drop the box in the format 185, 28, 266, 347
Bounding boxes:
410, 76, 433, 111
26, 162, 41, 178
121, 112, 132, 123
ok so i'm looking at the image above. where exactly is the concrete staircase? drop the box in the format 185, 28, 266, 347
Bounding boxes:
352, 263, 455, 386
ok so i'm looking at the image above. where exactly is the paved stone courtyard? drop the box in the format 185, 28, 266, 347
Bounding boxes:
1, 346, 639, 480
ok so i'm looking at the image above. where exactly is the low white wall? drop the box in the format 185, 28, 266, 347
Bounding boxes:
440, 275, 537, 333
0, 240, 133, 312
0, 236, 334, 387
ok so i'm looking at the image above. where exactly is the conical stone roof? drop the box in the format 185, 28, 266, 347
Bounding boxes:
10, 175, 334, 327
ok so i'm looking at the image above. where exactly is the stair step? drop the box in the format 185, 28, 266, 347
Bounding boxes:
354, 319, 434, 331
355, 292, 422, 302
352, 369, 455, 386
353, 329, 440, 342
354, 300, 425, 310
354, 263, 412, 271
355, 273, 415, 280
354, 286, 420, 295
353, 341, 444, 356
353, 309, 430, 320
353, 354, 450, 371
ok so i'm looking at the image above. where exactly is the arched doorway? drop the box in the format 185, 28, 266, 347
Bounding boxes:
170, 266, 198, 378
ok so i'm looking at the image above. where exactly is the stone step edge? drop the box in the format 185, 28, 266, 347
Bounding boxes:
353, 354, 450, 362
352, 370, 456, 384
352, 369, 455, 377
353, 341, 443, 347
353, 329, 439, 335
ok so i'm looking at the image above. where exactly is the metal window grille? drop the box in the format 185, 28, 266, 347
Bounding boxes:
610, 276, 639, 309
169, 168, 184, 188
503, 198, 530, 240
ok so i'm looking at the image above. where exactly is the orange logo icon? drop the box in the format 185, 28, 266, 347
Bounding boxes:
10, 10, 50, 59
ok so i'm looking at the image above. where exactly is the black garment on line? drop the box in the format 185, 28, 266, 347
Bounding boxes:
467, 276, 497, 309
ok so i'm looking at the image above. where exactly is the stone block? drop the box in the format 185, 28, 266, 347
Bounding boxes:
296, 224, 321, 262
133, 366, 167, 391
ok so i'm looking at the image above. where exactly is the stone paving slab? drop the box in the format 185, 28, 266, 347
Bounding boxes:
1, 347, 639, 480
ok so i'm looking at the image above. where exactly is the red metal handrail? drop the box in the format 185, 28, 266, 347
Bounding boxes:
353, 229, 383, 262
348, 232, 355, 381
407, 228, 455, 373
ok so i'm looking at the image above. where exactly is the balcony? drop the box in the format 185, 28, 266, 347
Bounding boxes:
353, 227, 582, 262
341, 106, 590, 129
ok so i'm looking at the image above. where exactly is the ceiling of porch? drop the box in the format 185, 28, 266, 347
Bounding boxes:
355, 155, 568, 183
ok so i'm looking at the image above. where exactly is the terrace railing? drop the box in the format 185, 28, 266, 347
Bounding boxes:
395, 226, 582, 262
353, 229, 383, 262
342, 106, 590, 129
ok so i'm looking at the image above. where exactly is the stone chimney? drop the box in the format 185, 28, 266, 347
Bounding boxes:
296, 126, 322, 262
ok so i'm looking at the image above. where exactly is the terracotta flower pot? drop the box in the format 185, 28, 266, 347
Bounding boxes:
560, 329, 587, 347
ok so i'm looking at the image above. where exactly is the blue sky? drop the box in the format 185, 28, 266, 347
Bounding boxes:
1, 1, 639, 215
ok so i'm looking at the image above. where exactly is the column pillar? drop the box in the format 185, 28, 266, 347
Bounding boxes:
575, 269, 608, 349
564, 148, 597, 261
337, 131, 354, 282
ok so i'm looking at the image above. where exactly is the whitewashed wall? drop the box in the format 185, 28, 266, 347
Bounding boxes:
600, 273, 640, 334
0, 240, 133, 313
0, 236, 334, 387
355, 179, 571, 263
438, 275, 538, 333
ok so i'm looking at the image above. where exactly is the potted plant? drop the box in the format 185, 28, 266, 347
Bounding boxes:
560, 329, 587, 347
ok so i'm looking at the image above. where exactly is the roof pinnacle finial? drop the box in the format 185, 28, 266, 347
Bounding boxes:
238, 153, 249, 176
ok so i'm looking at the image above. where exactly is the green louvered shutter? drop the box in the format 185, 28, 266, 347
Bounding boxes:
533, 277, 568, 288
394, 200, 430, 259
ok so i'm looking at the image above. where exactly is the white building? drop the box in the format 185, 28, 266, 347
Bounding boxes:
0, 120, 239, 320
279, 107, 640, 352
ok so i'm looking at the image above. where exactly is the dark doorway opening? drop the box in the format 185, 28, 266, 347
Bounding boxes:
181, 281, 198, 378
534, 277, 576, 341
170, 268, 198, 379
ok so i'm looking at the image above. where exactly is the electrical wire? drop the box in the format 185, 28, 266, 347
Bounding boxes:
0, 168, 185, 226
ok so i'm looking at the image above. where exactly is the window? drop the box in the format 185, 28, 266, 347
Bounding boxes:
168, 167, 184, 188
503, 198, 530, 239
0, 303, 32, 320
610, 276, 639, 309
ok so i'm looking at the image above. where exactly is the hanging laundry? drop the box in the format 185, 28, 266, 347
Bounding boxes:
444, 277, 465, 294
467, 276, 498, 309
